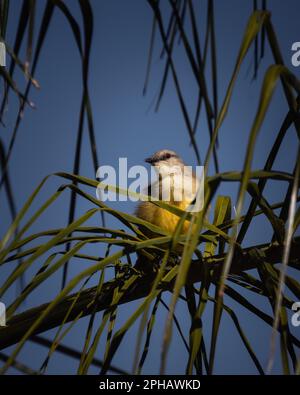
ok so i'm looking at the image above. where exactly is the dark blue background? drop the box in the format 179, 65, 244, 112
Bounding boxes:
1, 0, 300, 374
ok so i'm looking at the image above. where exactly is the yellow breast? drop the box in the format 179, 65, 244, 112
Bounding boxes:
135, 199, 192, 235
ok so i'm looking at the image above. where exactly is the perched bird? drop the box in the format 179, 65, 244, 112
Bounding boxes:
135, 149, 200, 235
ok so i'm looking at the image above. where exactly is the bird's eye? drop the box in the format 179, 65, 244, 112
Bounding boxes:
165, 153, 171, 159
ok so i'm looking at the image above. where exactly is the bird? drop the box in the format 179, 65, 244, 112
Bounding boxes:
135, 149, 201, 236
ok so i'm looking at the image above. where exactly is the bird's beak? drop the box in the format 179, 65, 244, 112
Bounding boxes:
145, 157, 154, 164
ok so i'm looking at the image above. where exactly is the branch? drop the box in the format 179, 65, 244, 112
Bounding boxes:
0, 238, 299, 350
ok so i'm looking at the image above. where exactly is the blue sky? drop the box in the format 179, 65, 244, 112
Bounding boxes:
1, 0, 300, 374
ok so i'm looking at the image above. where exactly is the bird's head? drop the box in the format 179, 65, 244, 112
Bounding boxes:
145, 149, 183, 166
145, 149, 184, 177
